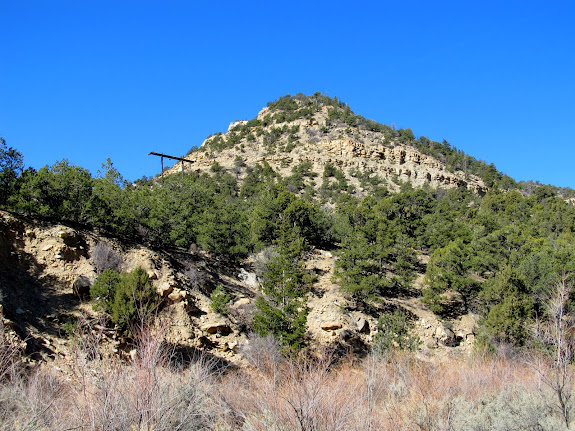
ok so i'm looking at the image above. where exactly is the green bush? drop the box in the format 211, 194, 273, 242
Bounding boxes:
374, 309, 420, 353
479, 266, 534, 346
90, 269, 121, 311
90, 267, 157, 335
0, 137, 24, 208
210, 284, 231, 316
252, 239, 311, 354
16, 159, 94, 223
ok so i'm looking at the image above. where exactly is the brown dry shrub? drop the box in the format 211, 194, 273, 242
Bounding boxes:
0, 320, 218, 430
91, 242, 123, 274
0, 320, 23, 381
0, 327, 570, 430
215, 350, 566, 431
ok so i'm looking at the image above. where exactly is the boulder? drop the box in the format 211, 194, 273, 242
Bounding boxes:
434, 325, 456, 346
357, 318, 370, 334
72, 276, 92, 300
321, 322, 342, 331
168, 290, 185, 303
157, 283, 173, 298
201, 322, 232, 335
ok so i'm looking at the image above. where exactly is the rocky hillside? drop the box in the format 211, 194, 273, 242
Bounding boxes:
2, 93, 573, 371
0, 208, 476, 366
167, 93, 488, 195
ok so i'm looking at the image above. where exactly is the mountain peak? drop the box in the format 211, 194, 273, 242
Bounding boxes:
174, 94, 490, 196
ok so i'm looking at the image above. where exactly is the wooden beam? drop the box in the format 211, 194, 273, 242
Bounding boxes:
148, 152, 195, 184
148, 152, 195, 164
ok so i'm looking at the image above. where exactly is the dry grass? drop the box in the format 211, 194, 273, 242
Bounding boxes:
217, 346, 567, 431
0, 325, 571, 430
0, 320, 24, 381
0, 320, 217, 430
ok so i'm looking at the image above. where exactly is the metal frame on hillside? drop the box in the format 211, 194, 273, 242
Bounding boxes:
148, 152, 195, 184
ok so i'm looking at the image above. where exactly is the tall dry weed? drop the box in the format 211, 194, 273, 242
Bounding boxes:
0, 320, 571, 430
0, 318, 218, 430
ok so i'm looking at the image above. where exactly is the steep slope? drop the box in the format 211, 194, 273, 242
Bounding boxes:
0, 206, 477, 367
166, 93, 487, 195
0, 210, 250, 364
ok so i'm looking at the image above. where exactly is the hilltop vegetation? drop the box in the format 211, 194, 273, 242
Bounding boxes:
197, 94, 528, 193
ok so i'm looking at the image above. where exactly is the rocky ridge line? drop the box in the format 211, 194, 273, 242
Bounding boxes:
166, 105, 487, 195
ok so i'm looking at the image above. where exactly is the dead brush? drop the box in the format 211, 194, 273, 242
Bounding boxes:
0, 319, 24, 382
0, 320, 67, 430
53, 318, 218, 430
219, 348, 359, 431
91, 241, 123, 274
0, 318, 569, 430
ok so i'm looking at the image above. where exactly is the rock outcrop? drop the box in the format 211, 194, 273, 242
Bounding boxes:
166, 104, 487, 196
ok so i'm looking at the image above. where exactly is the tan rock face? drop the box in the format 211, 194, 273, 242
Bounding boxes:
166, 104, 487, 196
1, 206, 482, 365
157, 283, 173, 298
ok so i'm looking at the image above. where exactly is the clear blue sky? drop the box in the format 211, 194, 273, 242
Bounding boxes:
2, 1, 574, 188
